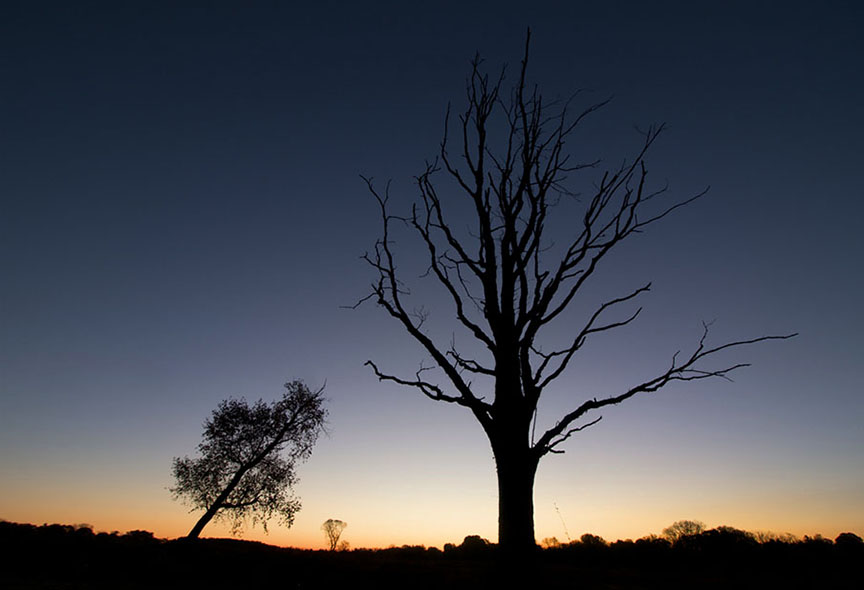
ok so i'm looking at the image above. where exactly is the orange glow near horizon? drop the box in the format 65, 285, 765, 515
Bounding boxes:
3, 386, 862, 551
3, 412, 863, 551
3, 471, 862, 550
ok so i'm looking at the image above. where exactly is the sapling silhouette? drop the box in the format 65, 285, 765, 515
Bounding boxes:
321, 519, 347, 550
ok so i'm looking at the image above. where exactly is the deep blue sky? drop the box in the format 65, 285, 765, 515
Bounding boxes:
2, 1, 862, 547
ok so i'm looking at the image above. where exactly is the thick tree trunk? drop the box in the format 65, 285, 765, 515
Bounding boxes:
487, 338, 540, 555
491, 428, 540, 554
496, 455, 538, 553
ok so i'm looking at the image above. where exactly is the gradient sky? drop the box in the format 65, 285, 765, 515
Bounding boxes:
2, 1, 862, 549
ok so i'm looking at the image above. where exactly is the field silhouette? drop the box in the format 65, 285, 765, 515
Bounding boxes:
3, 520, 860, 589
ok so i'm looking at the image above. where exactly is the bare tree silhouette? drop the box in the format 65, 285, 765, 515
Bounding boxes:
321, 519, 347, 550
663, 520, 707, 542
358, 31, 795, 554
171, 381, 327, 539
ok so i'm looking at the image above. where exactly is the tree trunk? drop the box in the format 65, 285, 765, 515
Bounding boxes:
186, 503, 221, 539
185, 464, 251, 539
492, 434, 539, 554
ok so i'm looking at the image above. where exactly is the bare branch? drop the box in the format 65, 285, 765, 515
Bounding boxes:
532, 284, 651, 394
356, 176, 496, 417
366, 360, 493, 424
366, 360, 465, 405
545, 417, 603, 454
533, 330, 797, 457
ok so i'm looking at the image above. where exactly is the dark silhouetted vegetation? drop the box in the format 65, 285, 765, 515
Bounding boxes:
356, 30, 796, 554
170, 380, 327, 538
322, 518, 347, 550
662, 519, 706, 541
3, 520, 859, 589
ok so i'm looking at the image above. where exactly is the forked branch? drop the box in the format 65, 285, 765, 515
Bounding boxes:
533, 328, 797, 457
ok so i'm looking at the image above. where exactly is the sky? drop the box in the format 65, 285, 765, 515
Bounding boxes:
1, 1, 862, 549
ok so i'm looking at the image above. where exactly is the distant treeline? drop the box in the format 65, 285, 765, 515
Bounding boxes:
2, 520, 860, 589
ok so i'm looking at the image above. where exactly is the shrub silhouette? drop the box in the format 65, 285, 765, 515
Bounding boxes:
579, 533, 607, 547
662, 519, 706, 542
834, 532, 862, 547
456, 535, 492, 557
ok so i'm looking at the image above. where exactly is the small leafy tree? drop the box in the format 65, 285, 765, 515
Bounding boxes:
171, 380, 327, 539
321, 519, 347, 550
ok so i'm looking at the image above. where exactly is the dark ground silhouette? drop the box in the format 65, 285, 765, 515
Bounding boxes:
2, 521, 861, 589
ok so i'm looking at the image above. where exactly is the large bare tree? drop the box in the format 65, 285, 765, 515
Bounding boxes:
359, 33, 793, 554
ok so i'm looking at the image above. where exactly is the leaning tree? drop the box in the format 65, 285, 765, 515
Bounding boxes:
358, 33, 793, 554
171, 380, 327, 539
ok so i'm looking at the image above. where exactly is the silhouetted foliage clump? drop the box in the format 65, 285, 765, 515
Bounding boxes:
662, 519, 706, 542
442, 534, 495, 560
579, 533, 607, 547
675, 526, 757, 553
835, 531, 863, 548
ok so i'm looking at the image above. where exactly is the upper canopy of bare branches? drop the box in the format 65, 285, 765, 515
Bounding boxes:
359, 31, 795, 458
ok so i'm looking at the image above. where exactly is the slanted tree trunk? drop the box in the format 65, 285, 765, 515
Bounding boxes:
185, 463, 251, 539
187, 503, 221, 539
